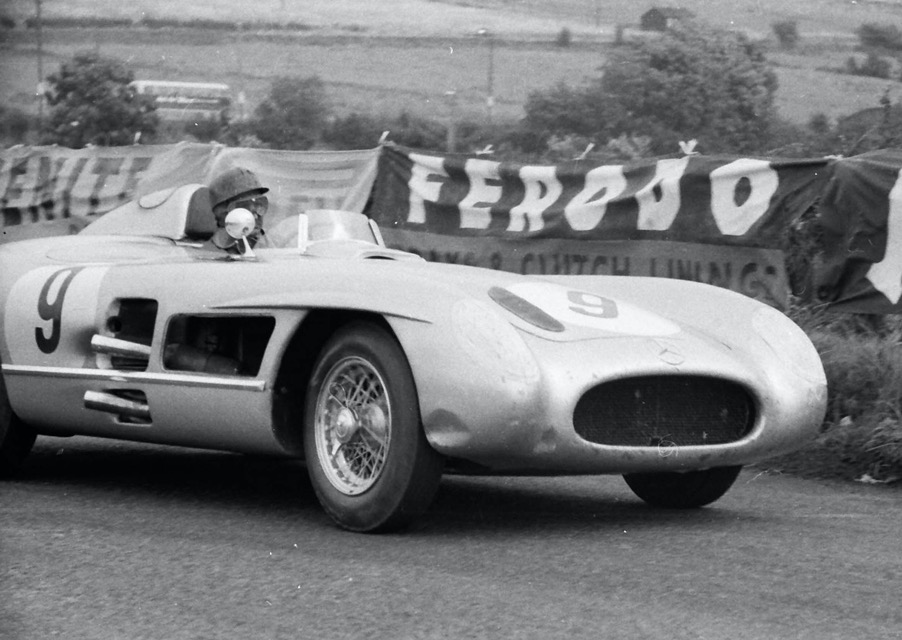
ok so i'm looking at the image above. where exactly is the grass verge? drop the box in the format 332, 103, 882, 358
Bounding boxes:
760, 306, 902, 484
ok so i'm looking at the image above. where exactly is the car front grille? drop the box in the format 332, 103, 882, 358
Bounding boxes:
573, 376, 754, 447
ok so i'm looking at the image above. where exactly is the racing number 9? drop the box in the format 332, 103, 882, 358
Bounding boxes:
35, 267, 83, 354
567, 290, 618, 319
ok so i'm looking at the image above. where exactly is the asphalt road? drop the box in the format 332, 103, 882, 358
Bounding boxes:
1, 437, 900, 640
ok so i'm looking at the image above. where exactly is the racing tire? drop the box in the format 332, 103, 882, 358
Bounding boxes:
303, 322, 444, 532
623, 465, 742, 509
0, 367, 37, 478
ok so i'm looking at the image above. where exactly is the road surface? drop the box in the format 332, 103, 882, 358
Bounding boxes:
1, 437, 900, 640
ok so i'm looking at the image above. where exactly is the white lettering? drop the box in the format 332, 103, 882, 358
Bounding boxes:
0, 154, 31, 207
509, 166, 562, 232
636, 157, 689, 231
459, 158, 502, 229
710, 158, 779, 236
564, 165, 627, 231
408, 153, 449, 225
866, 167, 902, 303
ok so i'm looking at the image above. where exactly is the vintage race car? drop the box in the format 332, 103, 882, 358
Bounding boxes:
0, 184, 828, 531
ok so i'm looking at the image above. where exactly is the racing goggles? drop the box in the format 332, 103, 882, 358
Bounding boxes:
229, 194, 269, 216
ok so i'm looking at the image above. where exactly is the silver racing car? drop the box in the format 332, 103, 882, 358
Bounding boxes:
0, 183, 827, 531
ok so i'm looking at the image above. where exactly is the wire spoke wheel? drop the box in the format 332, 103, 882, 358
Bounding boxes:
316, 357, 391, 495
303, 322, 443, 532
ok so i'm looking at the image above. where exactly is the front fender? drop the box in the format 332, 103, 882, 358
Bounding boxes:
386, 299, 549, 460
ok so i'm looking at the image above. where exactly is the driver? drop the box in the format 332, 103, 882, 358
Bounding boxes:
206, 166, 270, 253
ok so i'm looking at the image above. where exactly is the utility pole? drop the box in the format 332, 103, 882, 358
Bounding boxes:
444, 90, 458, 152
476, 28, 495, 125
234, 21, 247, 121
35, 0, 45, 126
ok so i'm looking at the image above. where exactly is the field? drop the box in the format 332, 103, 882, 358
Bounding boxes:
2, 0, 902, 128
8, 0, 902, 38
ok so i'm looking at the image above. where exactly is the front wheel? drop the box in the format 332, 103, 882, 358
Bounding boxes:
623, 466, 742, 509
303, 322, 443, 532
0, 369, 37, 478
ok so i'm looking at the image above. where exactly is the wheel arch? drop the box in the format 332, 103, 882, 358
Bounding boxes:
270, 309, 404, 456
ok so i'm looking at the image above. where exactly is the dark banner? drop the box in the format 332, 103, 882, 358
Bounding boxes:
369, 145, 830, 305
816, 150, 902, 314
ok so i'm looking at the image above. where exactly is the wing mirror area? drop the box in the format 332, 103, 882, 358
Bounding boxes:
224, 207, 257, 258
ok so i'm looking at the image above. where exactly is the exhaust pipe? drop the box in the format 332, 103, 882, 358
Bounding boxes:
84, 390, 151, 422
91, 335, 152, 360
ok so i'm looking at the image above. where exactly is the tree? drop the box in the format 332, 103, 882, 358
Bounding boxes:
520, 23, 779, 156
323, 112, 384, 150
555, 27, 572, 48
845, 52, 893, 79
43, 51, 157, 148
522, 80, 625, 142
251, 76, 331, 149
0, 105, 32, 145
856, 22, 902, 50
600, 23, 779, 153
772, 20, 800, 50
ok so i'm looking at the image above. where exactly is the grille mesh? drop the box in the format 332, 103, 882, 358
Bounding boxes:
573, 376, 754, 447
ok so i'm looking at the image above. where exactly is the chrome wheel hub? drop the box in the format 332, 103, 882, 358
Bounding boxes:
314, 356, 391, 495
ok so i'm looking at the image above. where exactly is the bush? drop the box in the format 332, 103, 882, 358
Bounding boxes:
382, 111, 446, 151
555, 27, 572, 48
183, 118, 224, 143
808, 113, 831, 135
0, 105, 31, 145
139, 17, 238, 30
814, 328, 902, 480
521, 80, 624, 142
250, 75, 332, 149
845, 52, 893, 79
769, 308, 902, 482
517, 23, 780, 157
772, 20, 799, 50
42, 50, 158, 148
323, 112, 385, 149
833, 92, 902, 154
817, 332, 892, 424
25, 16, 132, 29
856, 22, 902, 50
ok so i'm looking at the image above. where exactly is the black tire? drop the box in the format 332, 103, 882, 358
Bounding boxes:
0, 367, 37, 478
623, 465, 742, 509
303, 322, 443, 532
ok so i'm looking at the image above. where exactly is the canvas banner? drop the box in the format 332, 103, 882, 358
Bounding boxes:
816, 149, 902, 313
0, 143, 380, 244
369, 145, 831, 306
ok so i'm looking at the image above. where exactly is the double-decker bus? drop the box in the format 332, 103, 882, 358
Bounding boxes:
130, 81, 232, 123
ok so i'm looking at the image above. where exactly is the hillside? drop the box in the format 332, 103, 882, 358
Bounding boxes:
3, 1, 902, 129
9, 0, 902, 39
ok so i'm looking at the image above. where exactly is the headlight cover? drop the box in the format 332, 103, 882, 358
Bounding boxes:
488, 286, 565, 332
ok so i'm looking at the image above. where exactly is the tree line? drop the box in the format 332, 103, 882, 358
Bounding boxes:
4, 21, 902, 163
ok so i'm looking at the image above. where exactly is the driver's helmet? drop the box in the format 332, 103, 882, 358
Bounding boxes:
209, 167, 269, 210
